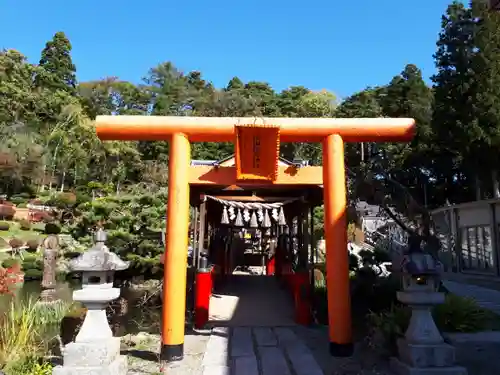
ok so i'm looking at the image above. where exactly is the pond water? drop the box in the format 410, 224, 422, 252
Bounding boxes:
1, 279, 165, 338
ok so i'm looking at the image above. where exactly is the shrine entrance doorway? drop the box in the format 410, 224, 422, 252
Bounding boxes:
189, 155, 324, 328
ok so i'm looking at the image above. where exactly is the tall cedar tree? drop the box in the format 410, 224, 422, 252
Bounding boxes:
36, 32, 77, 94
472, 1, 500, 197
431, 2, 479, 202
379, 64, 434, 205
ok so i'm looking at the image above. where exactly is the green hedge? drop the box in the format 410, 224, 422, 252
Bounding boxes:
21, 255, 43, 280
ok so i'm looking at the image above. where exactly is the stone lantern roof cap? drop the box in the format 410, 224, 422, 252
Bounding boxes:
69, 229, 129, 272
401, 251, 440, 277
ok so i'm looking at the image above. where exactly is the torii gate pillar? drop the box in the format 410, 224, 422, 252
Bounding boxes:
323, 134, 352, 355
161, 133, 191, 362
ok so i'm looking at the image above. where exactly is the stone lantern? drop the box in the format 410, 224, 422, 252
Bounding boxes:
390, 249, 467, 375
52, 229, 130, 375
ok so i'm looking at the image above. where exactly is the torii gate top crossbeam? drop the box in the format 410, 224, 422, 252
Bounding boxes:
95, 116, 415, 143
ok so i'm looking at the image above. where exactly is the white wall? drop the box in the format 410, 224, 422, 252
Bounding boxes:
432, 199, 500, 275
457, 206, 490, 227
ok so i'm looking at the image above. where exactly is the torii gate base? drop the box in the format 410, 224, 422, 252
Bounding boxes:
96, 115, 415, 363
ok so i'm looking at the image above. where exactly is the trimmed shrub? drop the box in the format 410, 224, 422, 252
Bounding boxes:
26, 238, 40, 252
9, 237, 24, 249
49, 192, 77, 208
0, 204, 15, 220
19, 219, 31, 231
2, 257, 21, 269
0, 221, 10, 231
23, 268, 43, 280
45, 222, 61, 235
9, 195, 28, 206
21, 256, 43, 280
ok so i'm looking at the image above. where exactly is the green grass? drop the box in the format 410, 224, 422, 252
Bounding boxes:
0, 221, 46, 248
0, 296, 72, 374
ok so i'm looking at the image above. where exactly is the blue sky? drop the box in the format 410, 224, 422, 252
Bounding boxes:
1, 0, 464, 99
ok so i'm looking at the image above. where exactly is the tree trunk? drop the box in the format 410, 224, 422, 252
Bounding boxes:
60, 170, 66, 192
40, 164, 47, 192
49, 141, 62, 193
492, 170, 500, 198
475, 174, 482, 201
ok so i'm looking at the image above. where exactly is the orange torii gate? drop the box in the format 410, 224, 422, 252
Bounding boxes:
96, 115, 415, 362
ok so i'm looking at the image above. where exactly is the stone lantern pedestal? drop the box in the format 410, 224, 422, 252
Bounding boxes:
52, 229, 129, 375
390, 251, 467, 375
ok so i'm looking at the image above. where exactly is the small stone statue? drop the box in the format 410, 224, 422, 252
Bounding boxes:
40, 235, 59, 303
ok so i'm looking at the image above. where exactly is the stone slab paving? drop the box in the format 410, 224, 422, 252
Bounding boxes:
209, 275, 295, 326
443, 280, 500, 314
200, 326, 324, 375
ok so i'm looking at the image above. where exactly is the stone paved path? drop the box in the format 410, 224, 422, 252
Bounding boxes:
201, 326, 323, 375
127, 274, 393, 374
442, 280, 500, 314
129, 326, 393, 375
209, 274, 295, 326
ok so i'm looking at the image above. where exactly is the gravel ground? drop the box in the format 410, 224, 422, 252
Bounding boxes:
124, 330, 211, 375
295, 326, 394, 375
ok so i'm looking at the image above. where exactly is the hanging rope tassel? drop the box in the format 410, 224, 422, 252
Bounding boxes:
221, 206, 229, 224
271, 208, 279, 221
228, 206, 236, 221
235, 209, 243, 227
257, 208, 264, 222
263, 209, 271, 228
243, 208, 251, 222
250, 211, 258, 228
278, 207, 286, 226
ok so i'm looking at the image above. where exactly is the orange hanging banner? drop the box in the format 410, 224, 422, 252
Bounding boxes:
235, 124, 280, 182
